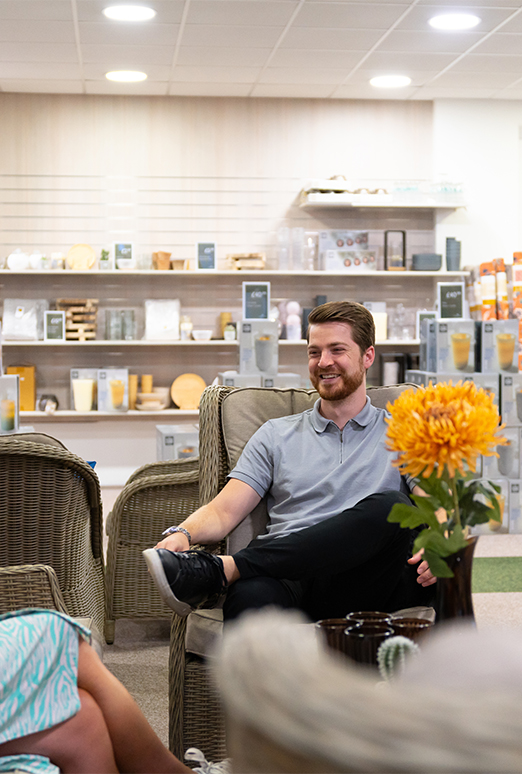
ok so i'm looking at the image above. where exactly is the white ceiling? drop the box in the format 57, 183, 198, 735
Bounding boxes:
3, 0, 522, 99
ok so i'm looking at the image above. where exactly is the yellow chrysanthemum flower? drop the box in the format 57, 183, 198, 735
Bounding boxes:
386, 381, 506, 479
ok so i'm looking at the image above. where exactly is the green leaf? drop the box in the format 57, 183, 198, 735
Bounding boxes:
418, 471, 454, 512
387, 502, 428, 530
407, 495, 444, 530
424, 549, 454, 578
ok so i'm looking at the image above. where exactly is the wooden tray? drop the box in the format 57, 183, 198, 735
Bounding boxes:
170, 373, 207, 410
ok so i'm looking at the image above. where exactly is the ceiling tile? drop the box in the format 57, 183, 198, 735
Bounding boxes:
433, 72, 520, 89
293, 3, 409, 28
378, 29, 484, 53
250, 83, 335, 97
280, 27, 384, 50
180, 24, 283, 47
81, 44, 175, 65
187, 1, 299, 27
0, 1, 72, 20
332, 83, 419, 98
363, 51, 457, 70
0, 62, 82, 78
85, 79, 169, 95
269, 48, 365, 69
168, 82, 252, 96
0, 42, 78, 62
78, 21, 179, 46
472, 32, 522, 54
77, 0, 186, 24
259, 67, 348, 85
494, 87, 522, 99
345, 68, 441, 84
176, 46, 270, 67
497, 13, 522, 32
411, 85, 499, 99
450, 53, 522, 73
394, 5, 520, 32
0, 78, 83, 93
83, 62, 172, 79
0, 19, 74, 42
171, 65, 262, 83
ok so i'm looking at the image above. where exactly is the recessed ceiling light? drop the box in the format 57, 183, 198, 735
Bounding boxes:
370, 75, 412, 89
106, 70, 148, 82
429, 13, 480, 31
103, 5, 156, 21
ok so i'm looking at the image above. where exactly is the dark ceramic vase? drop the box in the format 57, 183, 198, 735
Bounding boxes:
435, 535, 478, 623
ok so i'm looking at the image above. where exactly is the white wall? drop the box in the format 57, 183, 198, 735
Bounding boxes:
433, 99, 522, 267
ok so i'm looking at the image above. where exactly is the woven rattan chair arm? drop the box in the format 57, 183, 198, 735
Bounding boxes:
127, 457, 199, 484
0, 564, 69, 614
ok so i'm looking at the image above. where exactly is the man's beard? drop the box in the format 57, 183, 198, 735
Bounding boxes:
310, 358, 366, 401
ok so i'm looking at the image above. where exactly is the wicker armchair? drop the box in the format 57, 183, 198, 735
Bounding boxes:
0, 433, 105, 637
0, 563, 69, 615
105, 458, 199, 644
168, 384, 418, 761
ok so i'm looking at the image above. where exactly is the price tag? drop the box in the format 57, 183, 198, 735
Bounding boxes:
437, 282, 465, 319
242, 282, 270, 320
196, 242, 216, 270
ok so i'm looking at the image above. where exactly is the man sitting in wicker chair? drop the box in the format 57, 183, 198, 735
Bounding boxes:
144, 301, 436, 624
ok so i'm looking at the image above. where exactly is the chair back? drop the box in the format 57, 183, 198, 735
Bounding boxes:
198, 384, 415, 554
0, 434, 105, 635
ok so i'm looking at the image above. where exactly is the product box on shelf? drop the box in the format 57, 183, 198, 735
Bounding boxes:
319, 230, 377, 272
70, 368, 98, 411
470, 478, 509, 535
97, 368, 129, 412
423, 319, 479, 373
218, 371, 262, 387
238, 320, 279, 376
156, 424, 199, 461
480, 319, 519, 373
0, 374, 19, 433
482, 426, 520, 480
6, 366, 35, 411
500, 373, 522, 426
261, 373, 302, 388
508, 481, 522, 533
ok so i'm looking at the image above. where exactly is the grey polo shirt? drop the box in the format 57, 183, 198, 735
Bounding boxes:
229, 397, 408, 539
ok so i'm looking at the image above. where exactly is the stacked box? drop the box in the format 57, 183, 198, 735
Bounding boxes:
470, 479, 509, 535
480, 319, 518, 373
219, 371, 262, 387
156, 424, 199, 461
508, 481, 522, 533
97, 368, 129, 412
499, 373, 522, 426
423, 320, 479, 374
482, 427, 520, 479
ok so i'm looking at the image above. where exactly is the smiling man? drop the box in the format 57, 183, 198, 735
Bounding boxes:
143, 301, 436, 623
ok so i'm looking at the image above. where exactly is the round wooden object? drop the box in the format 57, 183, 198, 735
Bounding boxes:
67, 244, 96, 270
170, 373, 207, 410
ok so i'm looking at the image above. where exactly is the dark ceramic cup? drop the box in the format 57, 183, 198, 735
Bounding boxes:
315, 618, 361, 657
346, 611, 393, 625
344, 623, 394, 666
391, 617, 433, 643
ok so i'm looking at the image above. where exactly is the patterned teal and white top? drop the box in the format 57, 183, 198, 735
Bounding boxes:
0, 609, 91, 773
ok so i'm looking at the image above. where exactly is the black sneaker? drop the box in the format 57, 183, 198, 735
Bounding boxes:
142, 548, 228, 617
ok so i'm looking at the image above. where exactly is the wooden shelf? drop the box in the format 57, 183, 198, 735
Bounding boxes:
0, 269, 469, 279
22, 408, 199, 422
299, 192, 466, 209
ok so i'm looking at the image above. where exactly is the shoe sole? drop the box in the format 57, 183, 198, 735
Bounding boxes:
142, 548, 194, 617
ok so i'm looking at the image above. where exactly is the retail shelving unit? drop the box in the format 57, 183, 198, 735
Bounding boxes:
1, 268, 468, 424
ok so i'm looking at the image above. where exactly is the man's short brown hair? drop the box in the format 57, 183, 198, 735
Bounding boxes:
307, 301, 375, 354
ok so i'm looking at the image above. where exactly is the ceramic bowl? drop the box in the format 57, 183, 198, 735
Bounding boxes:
116, 258, 136, 270
192, 329, 213, 341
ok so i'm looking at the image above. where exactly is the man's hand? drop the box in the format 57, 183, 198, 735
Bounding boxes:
408, 549, 437, 587
155, 532, 190, 552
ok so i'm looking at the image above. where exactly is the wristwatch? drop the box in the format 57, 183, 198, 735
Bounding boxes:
162, 525, 192, 545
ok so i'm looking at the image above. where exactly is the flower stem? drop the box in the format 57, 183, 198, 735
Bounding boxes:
451, 475, 461, 528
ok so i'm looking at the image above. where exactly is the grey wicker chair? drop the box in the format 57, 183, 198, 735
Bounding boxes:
168, 383, 419, 761
105, 458, 199, 644
0, 433, 105, 637
0, 563, 69, 615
